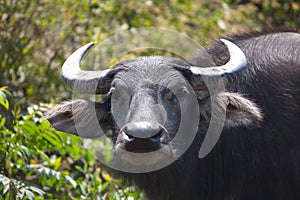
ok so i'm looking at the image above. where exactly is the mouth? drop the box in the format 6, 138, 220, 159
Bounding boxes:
114, 142, 176, 166
113, 122, 178, 166
115, 141, 174, 154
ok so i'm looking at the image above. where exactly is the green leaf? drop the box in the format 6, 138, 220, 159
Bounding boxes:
17, 179, 46, 199
18, 120, 39, 134
35, 148, 50, 164
37, 167, 60, 180
50, 156, 62, 171
0, 116, 6, 128
65, 175, 77, 188
40, 131, 63, 149
0, 90, 9, 110
0, 174, 10, 196
99, 182, 109, 193
0, 105, 14, 130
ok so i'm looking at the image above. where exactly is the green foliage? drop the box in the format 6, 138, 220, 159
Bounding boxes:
1, 0, 298, 105
0, 87, 143, 199
0, 0, 299, 199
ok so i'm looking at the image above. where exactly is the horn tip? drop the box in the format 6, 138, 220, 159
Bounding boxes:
85, 42, 95, 50
78, 42, 96, 60
219, 38, 231, 45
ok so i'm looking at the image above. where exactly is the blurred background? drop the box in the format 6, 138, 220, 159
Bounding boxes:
0, 0, 299, 199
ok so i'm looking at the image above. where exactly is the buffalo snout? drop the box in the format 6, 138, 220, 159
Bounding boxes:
116, 122, 169, 153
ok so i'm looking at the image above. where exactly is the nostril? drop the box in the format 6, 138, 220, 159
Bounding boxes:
150, 131, 163, 142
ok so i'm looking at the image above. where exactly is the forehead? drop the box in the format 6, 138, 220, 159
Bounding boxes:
112, 56, 190, 88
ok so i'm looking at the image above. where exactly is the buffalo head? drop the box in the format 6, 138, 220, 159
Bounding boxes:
46, 40, 262, 168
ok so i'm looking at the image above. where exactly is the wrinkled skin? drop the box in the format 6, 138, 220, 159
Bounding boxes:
110, 58, 190, 142
47, 30, 300, 200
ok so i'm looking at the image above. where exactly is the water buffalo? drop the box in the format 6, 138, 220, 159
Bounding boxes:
46, 29, 300, 200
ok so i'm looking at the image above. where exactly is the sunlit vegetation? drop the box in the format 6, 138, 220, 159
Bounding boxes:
0, 0, 299, 199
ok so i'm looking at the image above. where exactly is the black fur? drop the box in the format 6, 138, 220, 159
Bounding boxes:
118, 31, 300, 200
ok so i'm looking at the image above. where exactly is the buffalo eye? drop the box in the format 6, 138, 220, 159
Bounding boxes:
110, 85, 130, 102
110, 87, 119, 102
176, 86, 189, 100
162, 87, 188, 104
163, 89, 174, 102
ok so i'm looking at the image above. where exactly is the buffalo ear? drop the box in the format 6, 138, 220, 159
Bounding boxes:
46, 99, 111, 138
200, 92, 263, 128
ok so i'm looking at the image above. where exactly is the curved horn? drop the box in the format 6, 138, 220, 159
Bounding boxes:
187, 39, 247, 90
62, 42, 113, 94
190, 39, 247, 76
